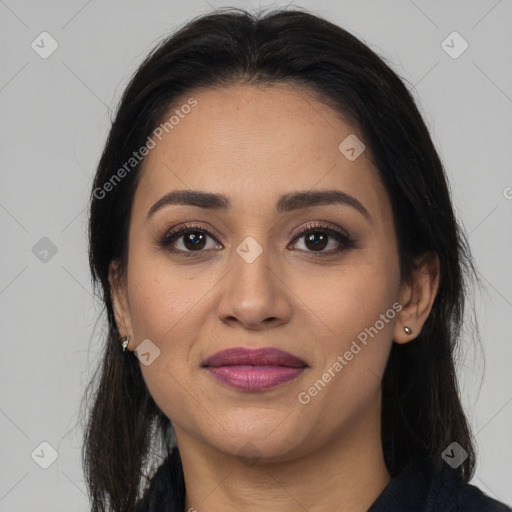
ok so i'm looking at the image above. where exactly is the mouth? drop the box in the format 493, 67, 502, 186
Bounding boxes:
201, 347, 309, 391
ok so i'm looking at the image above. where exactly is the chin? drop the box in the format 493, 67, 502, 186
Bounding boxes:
205, 421, 309, 464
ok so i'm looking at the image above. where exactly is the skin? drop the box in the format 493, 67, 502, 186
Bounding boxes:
110, 83, 440, 512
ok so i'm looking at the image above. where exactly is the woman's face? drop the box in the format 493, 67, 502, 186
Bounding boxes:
112, 83, 407, 461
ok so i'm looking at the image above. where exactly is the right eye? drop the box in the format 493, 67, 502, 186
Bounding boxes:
157, 223, 223, 256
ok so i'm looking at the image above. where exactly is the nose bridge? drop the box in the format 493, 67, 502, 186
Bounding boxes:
216, 233, 291, 327
230, 234, 275, 300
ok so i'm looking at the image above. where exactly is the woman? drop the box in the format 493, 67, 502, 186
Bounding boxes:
81, 7, 511, 512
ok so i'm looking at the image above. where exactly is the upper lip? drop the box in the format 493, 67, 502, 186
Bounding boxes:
202, 347, 308, 368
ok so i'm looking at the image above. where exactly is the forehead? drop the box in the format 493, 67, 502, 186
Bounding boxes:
134, 83, 388, 217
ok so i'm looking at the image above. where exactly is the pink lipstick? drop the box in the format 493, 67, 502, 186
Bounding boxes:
202, 347, 308, 391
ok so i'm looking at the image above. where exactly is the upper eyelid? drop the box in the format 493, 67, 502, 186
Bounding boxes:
289, 222, 351, 241
161, 222, 222, 243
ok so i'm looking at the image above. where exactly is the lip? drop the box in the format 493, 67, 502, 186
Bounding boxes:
202, 347, 307, 368
202, 347, 308, 391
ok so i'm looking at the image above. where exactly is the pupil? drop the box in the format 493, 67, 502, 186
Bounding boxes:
305, 232, 327, 251
184, 231, 206, 250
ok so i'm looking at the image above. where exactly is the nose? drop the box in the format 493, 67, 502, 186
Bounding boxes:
216, 241, 293, 330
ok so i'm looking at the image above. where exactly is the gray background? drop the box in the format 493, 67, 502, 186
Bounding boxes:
1, 0, 511, 509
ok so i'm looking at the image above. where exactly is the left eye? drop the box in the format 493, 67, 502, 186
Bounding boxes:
288, 225, 353, 255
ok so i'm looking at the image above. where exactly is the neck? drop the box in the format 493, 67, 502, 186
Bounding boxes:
175, 397, 391, 512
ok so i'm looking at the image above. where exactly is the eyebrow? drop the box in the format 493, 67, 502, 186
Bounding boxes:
146, 189, 371, 222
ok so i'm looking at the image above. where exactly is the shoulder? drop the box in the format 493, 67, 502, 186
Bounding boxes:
435, 463, 511, 512
369, 456, 511, 512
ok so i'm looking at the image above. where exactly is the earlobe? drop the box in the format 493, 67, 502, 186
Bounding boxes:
108, 261, 134, 350
393, 252, 440, 344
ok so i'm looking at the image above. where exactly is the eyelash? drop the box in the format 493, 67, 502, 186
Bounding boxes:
157, 221, 355, 258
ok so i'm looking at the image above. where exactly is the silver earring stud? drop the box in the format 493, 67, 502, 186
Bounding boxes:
404, 326, 412, 335
121, 336, 130, 352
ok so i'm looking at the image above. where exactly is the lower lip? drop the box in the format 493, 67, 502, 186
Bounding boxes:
205, 365, 306, 391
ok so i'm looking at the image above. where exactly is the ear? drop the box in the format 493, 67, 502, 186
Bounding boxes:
109, 260, 134, 351
393, 252, 440, 344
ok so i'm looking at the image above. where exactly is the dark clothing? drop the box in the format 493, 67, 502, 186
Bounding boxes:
135, 448, 511, 511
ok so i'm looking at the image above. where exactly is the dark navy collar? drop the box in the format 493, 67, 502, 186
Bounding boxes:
136, 448, 510, 512
368, 455, 510, 512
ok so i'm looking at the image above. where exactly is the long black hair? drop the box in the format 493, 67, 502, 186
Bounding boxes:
82, 7, 478, 511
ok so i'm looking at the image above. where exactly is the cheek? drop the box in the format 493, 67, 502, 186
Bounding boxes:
293, 252, 399, 339
124, 251, 219, 394
125, 260, 202, 420
125, 249, 211, 339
